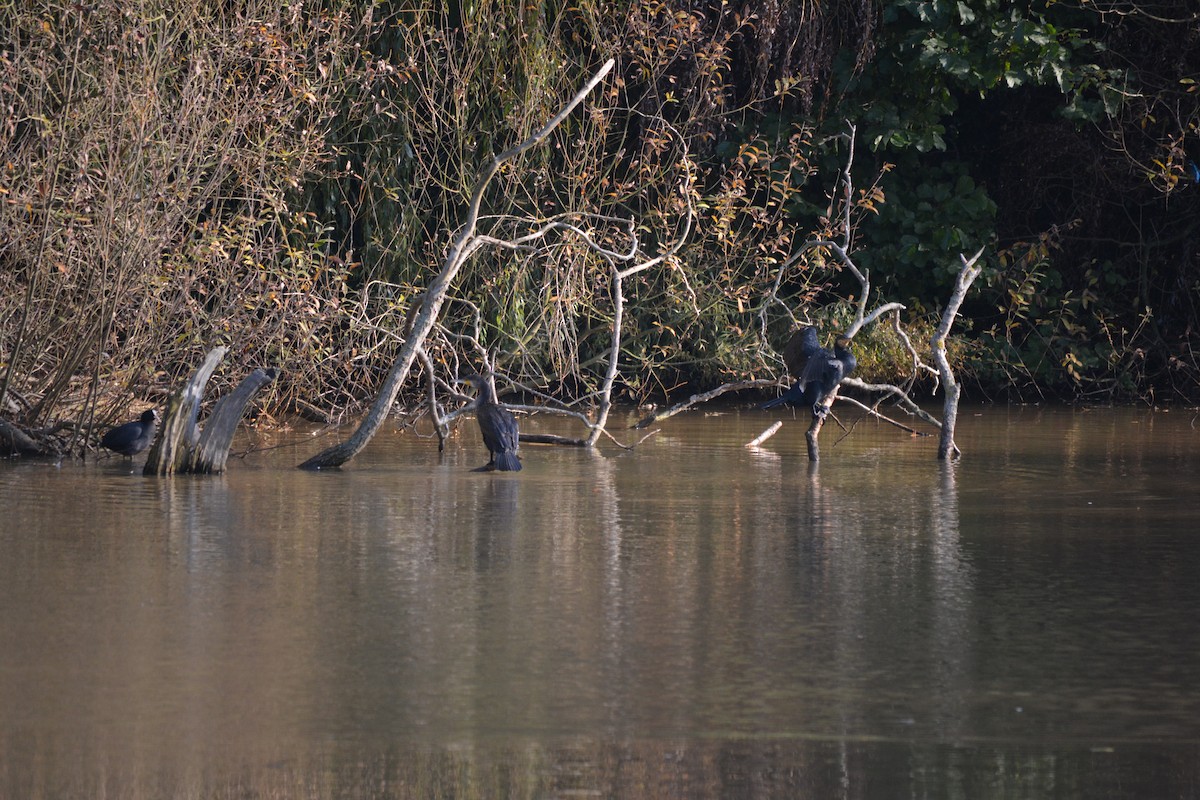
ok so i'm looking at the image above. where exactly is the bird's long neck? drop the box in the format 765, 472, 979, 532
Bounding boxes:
477, 381, 498, 405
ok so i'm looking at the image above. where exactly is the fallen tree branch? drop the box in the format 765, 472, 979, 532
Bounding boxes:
840, 377, 942, 428
144, 347, 276, 476
0, 418, 49, 456
298, 58, 616, 470
186, 367, 278, 474
633, 378, 779, 429
144, 347, 227, 475
836, 395, 928, 436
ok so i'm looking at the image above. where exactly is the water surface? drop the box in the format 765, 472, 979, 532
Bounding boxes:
1, 405, 1198, 798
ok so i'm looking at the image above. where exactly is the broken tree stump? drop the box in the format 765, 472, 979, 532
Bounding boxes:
804, 386, 841, 462
186, 367, 279, 473
143, 347, 277, 476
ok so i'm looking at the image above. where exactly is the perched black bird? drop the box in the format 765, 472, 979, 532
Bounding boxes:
781, 325, 820, 380
100, 409, 158, 457
459, 374, 522, 472
762, 329, 856, 418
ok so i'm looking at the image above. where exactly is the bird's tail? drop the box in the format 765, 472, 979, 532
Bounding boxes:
494, 452, 522, 471
761, 381, 812, 410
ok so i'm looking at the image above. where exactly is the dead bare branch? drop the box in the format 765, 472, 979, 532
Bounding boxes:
633, 379, 779, 429
932, 247, 986, 459
836, 395, 928, 436
298, 59, 616, 470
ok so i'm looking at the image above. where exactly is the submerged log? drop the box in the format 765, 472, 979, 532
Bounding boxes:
518, 433, 588, 447
0, 418, 49, 457
143, 347, 277, 476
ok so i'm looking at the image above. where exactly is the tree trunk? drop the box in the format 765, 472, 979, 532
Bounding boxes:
804, 386, 840, 462
931, 249, 985, 460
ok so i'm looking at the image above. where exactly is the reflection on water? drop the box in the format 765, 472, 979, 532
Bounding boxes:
1, 406, 1198, 798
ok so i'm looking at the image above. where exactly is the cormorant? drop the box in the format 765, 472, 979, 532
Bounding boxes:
459, 374, 522, 471
100, 409, 158, 456
762, 329, 856, 418
781, 325, 820, 380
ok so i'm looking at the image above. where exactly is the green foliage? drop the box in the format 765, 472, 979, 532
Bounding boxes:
811, 0, 1124, 302
855, 162, 997, 302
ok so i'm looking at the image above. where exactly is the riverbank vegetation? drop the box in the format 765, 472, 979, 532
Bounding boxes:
3, 0, 1198, 450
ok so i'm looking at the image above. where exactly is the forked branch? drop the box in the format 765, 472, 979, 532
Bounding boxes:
932, 248, 986, 459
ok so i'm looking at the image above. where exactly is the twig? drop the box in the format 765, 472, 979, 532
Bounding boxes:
416, 346, 449, 451
600, 426, 660, 450
836, 395, 928, 435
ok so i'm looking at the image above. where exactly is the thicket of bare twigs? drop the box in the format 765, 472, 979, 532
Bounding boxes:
3, 0, 940, 458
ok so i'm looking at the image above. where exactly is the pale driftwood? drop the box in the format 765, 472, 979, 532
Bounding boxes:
186, 367, 278, 474
755, 125, 988, 461
840, 377, 942, 429
143, 347, 276, 475
932, 248, 985, 459
298, 60, 615, 470
386, 115, 694, 457
588, 131, 695, 446
745, 421, 782, 448
891, 308, 939, 388
144, 346, 227, 475
755, 123, 910, 462
453, 123, 695, 450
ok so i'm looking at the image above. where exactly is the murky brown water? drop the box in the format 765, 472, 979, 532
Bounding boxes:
1, 405, 1198, 798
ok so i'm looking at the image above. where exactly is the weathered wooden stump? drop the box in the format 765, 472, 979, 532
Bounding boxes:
143, 346, 277, 476
804, 386, 840, 462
